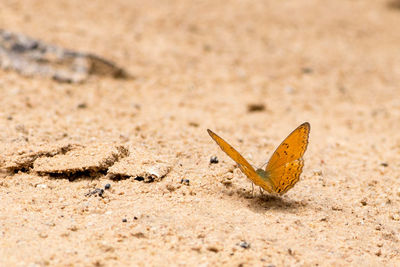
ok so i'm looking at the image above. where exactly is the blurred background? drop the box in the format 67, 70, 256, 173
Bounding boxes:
1, 0, 400, 265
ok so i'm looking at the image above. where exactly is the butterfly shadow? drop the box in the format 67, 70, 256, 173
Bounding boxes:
244, 192, 306, 213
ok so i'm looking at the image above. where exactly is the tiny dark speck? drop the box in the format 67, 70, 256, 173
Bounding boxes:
122, 218, 127, 222
301, 67, 313, 74
380, 162, 388, 167
134, 216, 138, 220
77, 103, 87, 109
134, 176, 145, 181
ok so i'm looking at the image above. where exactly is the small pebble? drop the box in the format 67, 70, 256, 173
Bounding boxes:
207, 246, 219, 253
180, 179, 190, 186
189, 122, 199, 127
85, 188, 104, 198
104, 183, 111, 190
134, 216, 138, 220
390, 213, 400, 221
210, 156, 219, 164
238, 241, 250, 249
39, 232, 48, 238
380, 162, 388, 167
36, 184, 47, 189
122, 218, 127, 223
247, 103, 265, 112
360, 199, 367, 206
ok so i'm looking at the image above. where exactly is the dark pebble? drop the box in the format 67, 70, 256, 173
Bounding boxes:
85, 188, 105, 198
180, 179, 190, 186
122, 218, 127, 222
361, 199, 367, 206
98, 189, 104, 197
247, 103, 265, 112
134, 176, 144, 181
239, 241, 250, 249
104, 183, 111, 190
381, 162, 388, 167
134, 216, 138, 220
210, 156, 219, 164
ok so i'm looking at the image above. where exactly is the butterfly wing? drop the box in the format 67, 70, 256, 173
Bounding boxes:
265, 122, 310, 194
207, 129, 272, 192
266, 122, 310, 171
267, 159, 304, 194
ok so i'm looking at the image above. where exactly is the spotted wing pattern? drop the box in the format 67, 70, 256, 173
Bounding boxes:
267, 159, 304, 194
265, 122, 310, 194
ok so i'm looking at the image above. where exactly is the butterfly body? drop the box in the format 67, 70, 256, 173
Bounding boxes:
207, 122, 310, 195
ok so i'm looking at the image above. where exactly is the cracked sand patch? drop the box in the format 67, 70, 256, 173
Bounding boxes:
106, 148, 172, 182
1, 143, 80, 172
33, 144, 128, 178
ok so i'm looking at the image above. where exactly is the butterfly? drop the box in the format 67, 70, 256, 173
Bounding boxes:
207, 122, 310, 195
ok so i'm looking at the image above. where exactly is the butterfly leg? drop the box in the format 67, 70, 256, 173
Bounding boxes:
259, 187, 264, 196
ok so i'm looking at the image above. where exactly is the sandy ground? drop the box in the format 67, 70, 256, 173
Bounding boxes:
1, 0, 400, 266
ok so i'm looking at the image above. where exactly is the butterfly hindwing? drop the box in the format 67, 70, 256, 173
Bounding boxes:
267, 158, 304, 194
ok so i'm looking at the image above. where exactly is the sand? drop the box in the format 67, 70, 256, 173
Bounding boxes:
1, 0, 400, 266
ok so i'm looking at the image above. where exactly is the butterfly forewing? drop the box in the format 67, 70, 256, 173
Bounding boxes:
266, 122, 310, 172
207, 129, 272, 192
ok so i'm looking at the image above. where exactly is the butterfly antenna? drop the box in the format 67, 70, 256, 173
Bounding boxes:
258, 161, 268, 169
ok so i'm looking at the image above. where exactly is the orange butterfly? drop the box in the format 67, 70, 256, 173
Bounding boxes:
207, 122, 310, 195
